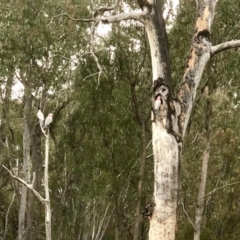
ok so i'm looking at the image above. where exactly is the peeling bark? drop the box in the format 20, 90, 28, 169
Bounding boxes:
177, 0, 216, 136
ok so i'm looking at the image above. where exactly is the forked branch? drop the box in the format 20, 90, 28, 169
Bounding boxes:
2, 165, 45, 203
211, 40, 240, 56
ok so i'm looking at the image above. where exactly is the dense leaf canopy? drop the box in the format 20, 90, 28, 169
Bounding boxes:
0, 0, 240, 239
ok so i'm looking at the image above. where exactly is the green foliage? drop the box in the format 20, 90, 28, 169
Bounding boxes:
1, 0, 240, 239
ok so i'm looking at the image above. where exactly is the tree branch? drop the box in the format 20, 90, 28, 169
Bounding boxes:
181, 199, 195, 229
2, 165, 45, 204
94, 0, 121, 17
211, 40, 240, 56
89, 22, 105, 85
51, 11, 146, 25
204, 181, 240, 198
176, 1, 217, 137
101, 12, 146, 24
50, 13, 95, 23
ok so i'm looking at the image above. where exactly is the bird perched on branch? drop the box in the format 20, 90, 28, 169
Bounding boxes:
44, 113, 53, 128
37, 109, 44, 127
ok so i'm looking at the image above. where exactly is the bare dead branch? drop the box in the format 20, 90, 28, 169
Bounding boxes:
181, 198, 195, 229
49, 13, 95, 23
204, 181, 240, 198
2, 165, 45, 204
83, 72, 101, 81
94, 0, 121, 17
211, 40, 240, 56
51, 11, 146, 25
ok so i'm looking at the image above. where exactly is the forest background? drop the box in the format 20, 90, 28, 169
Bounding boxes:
1, 0, 240, 240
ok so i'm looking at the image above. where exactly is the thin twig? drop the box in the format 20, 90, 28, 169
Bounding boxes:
146, 139, 152, 150
204, 181, 240, 198
4, 192, 15, 239
83, 72, 101, 81
181, 198, 195, 229
2, 165, 45, 203
94, 0, 121, 17
89, 21, 106, 85
49, 13, 95, 24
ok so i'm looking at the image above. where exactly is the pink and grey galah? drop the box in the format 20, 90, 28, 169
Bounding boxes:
154, 95, 161, 113
37, 109, 44, 126
44, 113, 53, 127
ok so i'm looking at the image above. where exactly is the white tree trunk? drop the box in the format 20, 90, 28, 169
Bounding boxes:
149, 123, 179, 239
44, 132, 52, 240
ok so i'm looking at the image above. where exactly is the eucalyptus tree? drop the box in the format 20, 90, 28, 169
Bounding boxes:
54, 0, 240, 239
0, 1, 85, 239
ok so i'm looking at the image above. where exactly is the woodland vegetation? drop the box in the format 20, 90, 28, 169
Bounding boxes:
1, 0, 240, 240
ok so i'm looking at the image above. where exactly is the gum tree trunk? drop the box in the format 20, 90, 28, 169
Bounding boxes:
138, 1, 217, 239
44, 132, 52, 240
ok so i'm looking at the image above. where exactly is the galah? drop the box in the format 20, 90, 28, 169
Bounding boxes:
37, 109, 44, 127
44, 113, 53, 128
154, 95, 161, 113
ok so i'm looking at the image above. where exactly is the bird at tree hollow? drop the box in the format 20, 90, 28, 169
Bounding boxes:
37, 109, 44, 127
44, 113, 53, 128
154, 95, 161, 113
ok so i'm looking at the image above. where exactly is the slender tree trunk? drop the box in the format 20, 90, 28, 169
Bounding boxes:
18, 85, 32, 240
0, 73, 14, 167
194, 146, 209, 240
44, 132, 52, 240
133, 122, 147, 240
194, 93, 211, 240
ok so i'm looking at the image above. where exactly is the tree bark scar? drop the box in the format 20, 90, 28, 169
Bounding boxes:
196, 6, 210, 33
152, 79, 182, 142
137, 0, 152, 11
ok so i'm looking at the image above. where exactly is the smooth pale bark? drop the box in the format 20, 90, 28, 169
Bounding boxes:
18, 85, 32, 240
44, 132, 52, 240
150, 123, 179, 239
